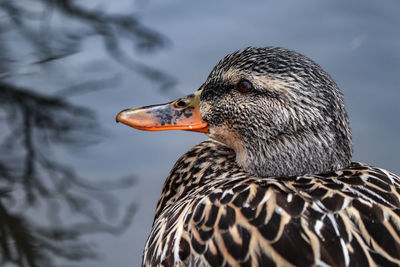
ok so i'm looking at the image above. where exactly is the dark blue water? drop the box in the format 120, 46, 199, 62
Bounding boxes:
1, 0, 399, 266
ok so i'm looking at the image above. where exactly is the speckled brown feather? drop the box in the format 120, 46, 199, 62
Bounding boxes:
142, 140, 400, 267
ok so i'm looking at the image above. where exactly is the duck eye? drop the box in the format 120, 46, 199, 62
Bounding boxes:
237, 80, 253, 93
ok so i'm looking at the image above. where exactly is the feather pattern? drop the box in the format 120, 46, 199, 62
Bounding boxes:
143, 140, 400, 267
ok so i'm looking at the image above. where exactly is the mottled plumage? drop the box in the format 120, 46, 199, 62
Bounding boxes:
144, 140, 400, 266
116, 47, 400, 267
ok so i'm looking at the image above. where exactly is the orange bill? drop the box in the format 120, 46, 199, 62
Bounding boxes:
116, 91, 209, 133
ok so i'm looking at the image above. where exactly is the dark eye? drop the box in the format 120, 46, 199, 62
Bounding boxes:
237, 80, 253, 93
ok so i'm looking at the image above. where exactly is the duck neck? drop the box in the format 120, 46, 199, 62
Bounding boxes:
234, 127, 352, 178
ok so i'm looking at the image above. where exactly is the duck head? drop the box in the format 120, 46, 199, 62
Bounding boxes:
117, 47, 353, 177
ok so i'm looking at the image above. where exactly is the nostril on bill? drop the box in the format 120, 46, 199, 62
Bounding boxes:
174, 99, 189, 108
177, 100, 187, 107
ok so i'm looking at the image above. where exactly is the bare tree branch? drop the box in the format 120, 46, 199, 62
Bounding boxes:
0, 0, 170, 265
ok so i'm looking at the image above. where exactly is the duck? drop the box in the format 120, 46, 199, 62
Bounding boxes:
117, 47, 400, 267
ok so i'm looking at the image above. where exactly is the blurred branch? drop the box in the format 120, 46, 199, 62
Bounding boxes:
0, 81, 138, 266
50, 0, 167, 51
1, 0, 177, 92
0, 0, 175, 265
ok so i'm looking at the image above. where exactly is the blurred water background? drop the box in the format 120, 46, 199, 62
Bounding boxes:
0, 0, 399, 266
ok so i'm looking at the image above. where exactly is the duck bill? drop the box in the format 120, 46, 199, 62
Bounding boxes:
116, 91, 209, 133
